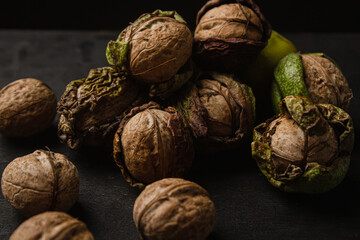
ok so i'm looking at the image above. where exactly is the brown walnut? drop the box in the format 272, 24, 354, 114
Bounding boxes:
133, 178, 216, 240
0, 78, 57, 137
113, 102, 194, 189
1, 149, 79, 217
9, 211, 94, 240
301, 54, 353, 111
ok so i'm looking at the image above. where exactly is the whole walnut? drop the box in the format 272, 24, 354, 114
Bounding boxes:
193, 0, 271, 73
133, 178, 216, 240
252, 96, 354, 193
106, 10, 193, 83
1, 149, 79, 217
9, 211, 94, 240
272, 52, 353, 113
175, 72, 256, 153
113, 102, 194, 189
0, 78, 57, 137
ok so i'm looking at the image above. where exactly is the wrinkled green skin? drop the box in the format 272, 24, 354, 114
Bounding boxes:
251, 95, 354, 193
57, 67, 146, 151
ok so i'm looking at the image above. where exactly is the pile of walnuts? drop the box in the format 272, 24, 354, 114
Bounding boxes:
0, 0, 354, 239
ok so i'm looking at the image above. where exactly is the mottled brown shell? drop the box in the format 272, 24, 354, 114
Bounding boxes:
133, 178, 216, 240
9, 211, 94, 240
113, 102, 194, 189
176, 72, 255, 153
121, 15, 193, 83
0, 78, 57, 137
1, 150, 79, 217
193, 0, 272, 73
301, 54, 353, 111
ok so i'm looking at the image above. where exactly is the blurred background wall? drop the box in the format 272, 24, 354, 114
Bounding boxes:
0, 0, 358, 32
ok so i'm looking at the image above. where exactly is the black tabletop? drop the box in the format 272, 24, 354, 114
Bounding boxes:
0, 30, 359, 240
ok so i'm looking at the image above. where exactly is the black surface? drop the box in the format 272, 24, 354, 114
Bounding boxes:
0, 1, 359, 33
0, 31, 360, 240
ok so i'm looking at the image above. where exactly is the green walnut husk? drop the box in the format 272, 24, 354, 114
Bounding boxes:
272, 52, 353, 114
113, 101, 194, 189
251, 95, 354, 194
193, 0, 272, 73
57, 67, 146, 151
106, 10, 193, 84
175, 72, 256, 154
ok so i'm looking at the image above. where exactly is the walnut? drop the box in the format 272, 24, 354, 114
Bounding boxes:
1, 149, 79, 217
9, 211, 94, 240
0, 78, 57, 137
113, 102, 194, 189
133, 178, 216, 240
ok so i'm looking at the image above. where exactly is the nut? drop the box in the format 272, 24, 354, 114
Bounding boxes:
0, 78, 57, 137
9, 211, 94, 240
106, 10, 193, 83
1, 149, 79, 217
193, 0, 272, 72
175, 72, 255, 153
113, 102, 194, 189
133, 178, 216, 240
57, 66, 146, 150
272, 52, 353, 113
251, 95, 354, 193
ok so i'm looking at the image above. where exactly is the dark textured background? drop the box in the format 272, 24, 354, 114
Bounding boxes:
0, 0, 359, 33
1, 1, 360, 240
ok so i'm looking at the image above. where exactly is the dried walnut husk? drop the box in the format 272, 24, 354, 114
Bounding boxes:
0, 78, 57, 137
10, 211, 94, 240
113, 102, 194, 189
133, 178, 216, 240
272, 52, 353, 113
193, 0, 272, 72
57, 66, 146, 150
106, 10, 193, 83
176, 72, 255, 153
1, 149, 79, 217
251, 95, 354, 193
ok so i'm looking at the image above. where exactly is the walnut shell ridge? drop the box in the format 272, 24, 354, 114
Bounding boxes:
1, 149, 79, 217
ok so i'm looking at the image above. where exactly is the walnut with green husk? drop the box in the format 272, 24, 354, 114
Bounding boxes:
9, 211, 94, 240
193, 0, 272, 72
175, 72, 255, 153
272, 52, 353, 113
113, 102, 194, 189
57, 66, 146, 150
251, 95, 354, 193
133, 178, 216, 240
106, 10, 193, 84
1, 150, 79, 217
0, 78, 57, 137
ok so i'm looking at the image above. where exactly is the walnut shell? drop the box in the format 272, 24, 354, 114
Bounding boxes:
193, 0, 272, 73
1, 150, 79, 217
113, 102, 194, 189
9, 211, 94, 240
0, 78, 57, 137
106, 10, 193, 83
133, 178, 216, 240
